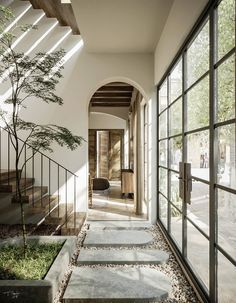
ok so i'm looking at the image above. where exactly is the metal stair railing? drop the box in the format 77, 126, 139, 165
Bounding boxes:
0, 125, 79, 230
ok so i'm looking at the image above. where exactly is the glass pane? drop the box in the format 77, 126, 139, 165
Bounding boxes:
187, 222, 209, 289
217, 0, 235, 61
187, 130, 209, 181
170, 98, 182, 136
187, 75, 209, 131
170, 171, 182, 211
218, 189, 236, 259
170, 136, 182, 171
217, 55, 235, 122
170, 59, 182, 102
171, 206, 182, 249
218, 251, 236, 303
159, 110, 167, 139
159, 194, 168, 227
187, 180, 209, 235
187, 21, 209, 87
159, 167, 168, 197
159, 80, 168, 113
159, 140, 167, 167
217, 124, 236, 190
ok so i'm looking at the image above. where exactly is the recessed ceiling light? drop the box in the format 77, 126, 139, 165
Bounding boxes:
61, 0, 71, 4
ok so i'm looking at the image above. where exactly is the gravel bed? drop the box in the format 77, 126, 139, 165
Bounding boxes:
53, 224, 200, 303
0, 223, 201, 302
53, 224, 88, 303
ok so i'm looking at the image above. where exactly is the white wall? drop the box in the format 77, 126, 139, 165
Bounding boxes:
89, 112, 126, 130
154, 0, 208, 84
90, 107, 129, 120
0, 1, 155, 215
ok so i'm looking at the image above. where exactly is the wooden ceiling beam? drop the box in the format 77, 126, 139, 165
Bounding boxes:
91, 103, 130, 107
22, 0, 79, 34
91, 98, 131, 103
93, 93, 132, 98
97, 86, 133, 92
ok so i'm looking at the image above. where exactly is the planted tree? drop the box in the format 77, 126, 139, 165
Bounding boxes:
0, 6, 84, 256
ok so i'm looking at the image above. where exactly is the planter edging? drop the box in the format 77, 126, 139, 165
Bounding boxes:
0, 236, 77, 303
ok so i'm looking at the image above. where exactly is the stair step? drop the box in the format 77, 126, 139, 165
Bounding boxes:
83, 230, 153, 247
0, 169, 18, 183
0, 178, 34, 193
12, 186, 48, 203
45, 203, 73, 225
61, 212, 86, 235
78, 249, 169, 265
63, 268, 171, 302
28, 195, 59, 214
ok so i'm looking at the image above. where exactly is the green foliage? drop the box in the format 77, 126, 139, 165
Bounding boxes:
0, 5, 84, 257
186, 0, 235, 130
0, 4, 84, 162
0, 242, 63, 280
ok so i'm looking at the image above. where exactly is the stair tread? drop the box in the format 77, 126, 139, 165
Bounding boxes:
0, 178, 33, 186
29, 195, 58, 208
49, 203, 73, 218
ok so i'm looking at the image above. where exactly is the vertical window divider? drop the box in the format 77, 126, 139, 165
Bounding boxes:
182, 50, 188, 258
157, 88, 160, 220
209, 6, 217, 303
167, 76, 171, 233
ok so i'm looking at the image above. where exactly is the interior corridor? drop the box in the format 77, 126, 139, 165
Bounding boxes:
88, 181, 146, 221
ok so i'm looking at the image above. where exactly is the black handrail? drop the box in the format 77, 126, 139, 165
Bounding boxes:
0, 125, 79, 230
0, 126, 78, 177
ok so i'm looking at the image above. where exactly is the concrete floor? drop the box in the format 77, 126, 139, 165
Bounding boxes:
88, 181, 147, 221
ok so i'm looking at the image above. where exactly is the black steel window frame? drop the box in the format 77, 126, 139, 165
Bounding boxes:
157, 0, 236, 302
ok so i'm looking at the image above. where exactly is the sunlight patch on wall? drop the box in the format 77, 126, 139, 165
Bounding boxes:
0, 3, 32, 40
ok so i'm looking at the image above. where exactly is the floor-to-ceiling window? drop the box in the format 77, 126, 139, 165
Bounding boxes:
157, 0, 235, 301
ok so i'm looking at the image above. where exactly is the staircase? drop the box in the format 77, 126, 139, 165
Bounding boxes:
0, 128, 85, 235
0, 1, 86, 235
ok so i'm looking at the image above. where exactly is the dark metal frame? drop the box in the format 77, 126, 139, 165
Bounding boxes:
157, 0, 235, 302
0, 125, 79, 229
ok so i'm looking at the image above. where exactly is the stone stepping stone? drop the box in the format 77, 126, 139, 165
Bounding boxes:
83, 230, 153, 247
88, 220, 152, 230
63, 267, 171, 302
78, 248, 169, 265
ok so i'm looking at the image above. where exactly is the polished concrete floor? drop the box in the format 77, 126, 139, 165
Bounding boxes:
87, 181, 147, 221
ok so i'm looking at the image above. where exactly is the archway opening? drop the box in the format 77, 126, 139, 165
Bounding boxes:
88, 81, 148, 221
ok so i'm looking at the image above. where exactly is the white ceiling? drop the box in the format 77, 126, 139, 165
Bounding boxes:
71, 0, 173, 53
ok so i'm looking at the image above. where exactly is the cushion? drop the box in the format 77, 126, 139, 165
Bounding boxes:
92, 178, 110, 190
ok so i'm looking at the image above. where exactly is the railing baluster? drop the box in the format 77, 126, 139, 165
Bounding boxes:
41, 154, 43, 207
24, 144, 26, 195
32, 149, 34, 207
7, 132, 10, 185
58, 164, 60, 218
0, 126, 79, 234
0, 130, 2, 183
49, 159, 51, 216
74, 175, 76, 229
65, 170, 67, 228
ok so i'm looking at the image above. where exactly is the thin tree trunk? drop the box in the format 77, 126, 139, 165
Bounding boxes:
15, 149, 27, 257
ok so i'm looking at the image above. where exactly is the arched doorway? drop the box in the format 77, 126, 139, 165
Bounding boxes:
87, 81, 148, 221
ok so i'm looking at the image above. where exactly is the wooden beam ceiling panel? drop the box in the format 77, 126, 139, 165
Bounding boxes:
93, 92, 132, 98
90, 82, 134, 108
97, 86, 133, 92
91, 104, 130, 107
91, 98, 131, 103
22, 0, 79, 34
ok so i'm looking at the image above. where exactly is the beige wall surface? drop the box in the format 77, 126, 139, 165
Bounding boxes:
1, 1, 156, 219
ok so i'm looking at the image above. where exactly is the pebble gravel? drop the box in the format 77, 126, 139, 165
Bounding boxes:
53, 223, 201, 303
